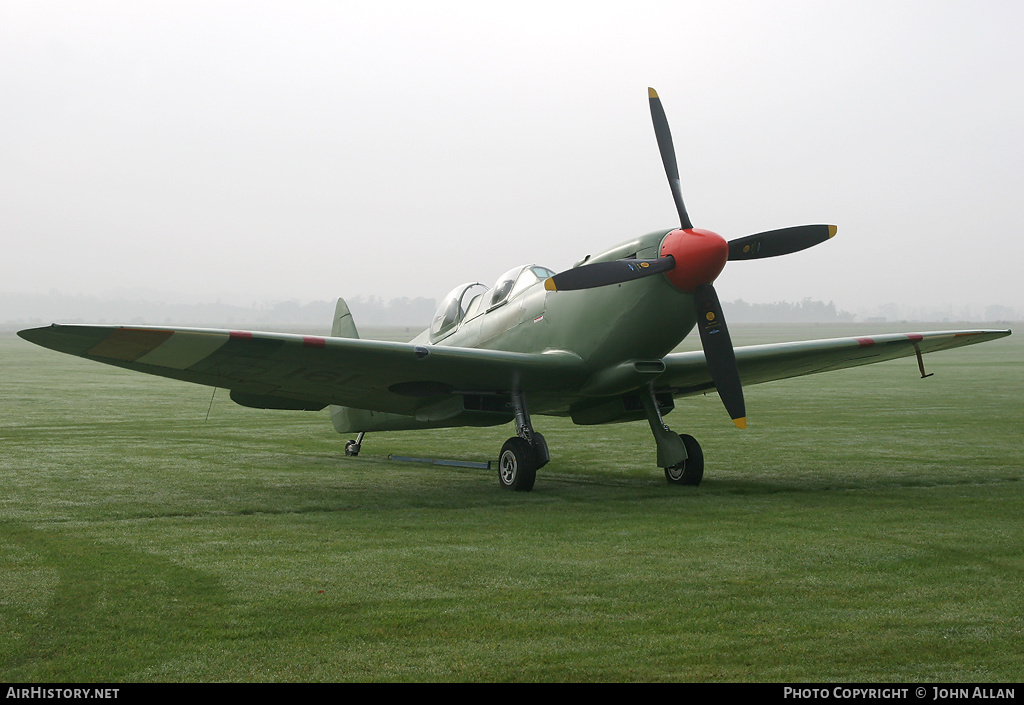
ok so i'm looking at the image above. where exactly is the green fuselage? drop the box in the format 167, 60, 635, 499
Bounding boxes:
415, 229, 696, 415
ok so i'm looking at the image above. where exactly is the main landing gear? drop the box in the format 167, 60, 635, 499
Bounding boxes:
498, 390, 549, 491
348, 387, 704, 489
641, 385, 704, 486
497, 385, 704, 490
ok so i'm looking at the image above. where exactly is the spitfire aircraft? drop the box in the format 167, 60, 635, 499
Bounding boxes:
19, 89, 1011, 492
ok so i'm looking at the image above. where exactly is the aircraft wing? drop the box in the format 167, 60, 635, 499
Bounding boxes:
659, 329, 1012, 396
17, 324, 589, 415
18, 324, 1011, 416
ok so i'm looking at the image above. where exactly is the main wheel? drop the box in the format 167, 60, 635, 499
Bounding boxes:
498, 437, 537, 492
665, 433, 703, 486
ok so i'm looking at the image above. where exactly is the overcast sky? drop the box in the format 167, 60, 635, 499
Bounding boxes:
3, 1, 1022, 316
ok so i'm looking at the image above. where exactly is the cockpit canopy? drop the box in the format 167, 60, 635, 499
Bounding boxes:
428, 265, 555, 343
488, 265, 556, 308
429, 282, 489, 341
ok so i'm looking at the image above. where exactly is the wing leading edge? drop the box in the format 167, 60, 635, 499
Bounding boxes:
658, 329, 1012, 396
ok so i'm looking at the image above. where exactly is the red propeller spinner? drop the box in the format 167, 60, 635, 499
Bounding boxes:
659, 228, 729, 293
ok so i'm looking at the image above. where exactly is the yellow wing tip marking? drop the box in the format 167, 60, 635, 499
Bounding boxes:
648, 87, 659, 98
733, 417, 747, 429
828, 225, 838, 238
544, 277, 558, 291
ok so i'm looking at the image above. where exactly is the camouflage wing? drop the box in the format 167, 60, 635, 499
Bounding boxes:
17, 324, 589, 415
658, 329, 1012, 396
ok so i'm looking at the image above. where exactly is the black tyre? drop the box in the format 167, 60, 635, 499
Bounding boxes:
531, 431, 550, 469
664, 433, 703, 486
498, 437, 538, 492
344, 440, 360, 457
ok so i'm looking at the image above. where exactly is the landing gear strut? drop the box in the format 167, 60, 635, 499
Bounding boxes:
498, 390, 548, 491
641, 385, 704, 486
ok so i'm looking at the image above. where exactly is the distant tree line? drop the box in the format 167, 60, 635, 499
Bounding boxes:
0, 291, 435, 330
3, 291, 1017, 331
724, 298, 855, 323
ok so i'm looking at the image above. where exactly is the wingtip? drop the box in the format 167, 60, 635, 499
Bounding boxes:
16, 324, 55, 344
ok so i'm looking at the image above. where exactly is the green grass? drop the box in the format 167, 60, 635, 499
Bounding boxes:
1, 324, 1021, 682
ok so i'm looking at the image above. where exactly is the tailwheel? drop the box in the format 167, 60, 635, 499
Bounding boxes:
498, 437, 538, 492
344, 432, 365, 457
665, 433, 703, 486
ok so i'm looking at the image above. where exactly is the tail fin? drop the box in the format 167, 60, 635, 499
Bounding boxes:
329, 297, 370, 434
332, 298, 360, 339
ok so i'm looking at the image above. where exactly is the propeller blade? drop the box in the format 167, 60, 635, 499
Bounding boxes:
693, 283, 746, 428
728, 224, 837, 261
545, 257, 675, 291
648, 87, 692, 230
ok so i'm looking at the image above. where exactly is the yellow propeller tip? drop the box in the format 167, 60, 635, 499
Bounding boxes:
733, 417, 747, 429
828, 225, 838, 238
648, 87, 659, 98
544, 278, 558, 291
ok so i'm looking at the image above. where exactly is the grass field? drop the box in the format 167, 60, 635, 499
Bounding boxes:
1, 323, 1021, 682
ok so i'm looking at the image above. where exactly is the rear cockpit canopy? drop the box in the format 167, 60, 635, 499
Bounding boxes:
430, 282, 489, 341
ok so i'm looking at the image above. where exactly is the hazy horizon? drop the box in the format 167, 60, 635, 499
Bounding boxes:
2, 288, 1018, 331
4, 2, 1022, 317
